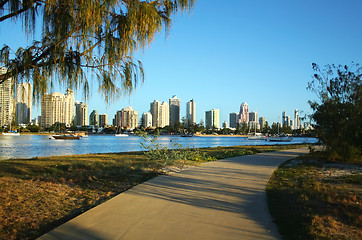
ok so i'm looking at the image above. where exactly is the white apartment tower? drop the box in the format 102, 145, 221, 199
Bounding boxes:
41, 89, 75, 128
150, 100, 169, 128
15, 82, 32, 124
294, 109, 299, 130
186, 99, 196, 127
141, 112, 152, 128
169, 95, 180, 127
239, 102, 249, 123
74, 101, 88, 126
0, 67, 14, 127
205, 109, 220, 129
121, 107, 138, 129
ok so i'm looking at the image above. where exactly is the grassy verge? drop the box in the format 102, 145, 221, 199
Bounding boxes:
267, 151, 362, 240
1, 144, 306, 239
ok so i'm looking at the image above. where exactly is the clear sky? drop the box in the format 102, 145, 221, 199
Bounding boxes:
1, 0, 362, 125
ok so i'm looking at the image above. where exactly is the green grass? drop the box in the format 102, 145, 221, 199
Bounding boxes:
0, 144, 308, 240
267, 151, 362, 240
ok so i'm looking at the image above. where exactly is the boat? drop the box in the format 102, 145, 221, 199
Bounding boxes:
115, 133, 128, 137
267, 120, 292, 142
2, 131, 20, 136
247, 132, 266, 140
52, 134, 80, 140
2, 117, 20, 136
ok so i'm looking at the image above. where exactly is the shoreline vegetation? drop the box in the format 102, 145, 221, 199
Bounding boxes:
1, 144, 306, 240
267, 150, 362, 240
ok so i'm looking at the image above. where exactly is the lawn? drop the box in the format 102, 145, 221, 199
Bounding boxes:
267, 151, 362, 240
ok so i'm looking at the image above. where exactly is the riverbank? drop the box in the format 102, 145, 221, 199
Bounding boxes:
0, 144, 308, 239
267, 151, 362, 239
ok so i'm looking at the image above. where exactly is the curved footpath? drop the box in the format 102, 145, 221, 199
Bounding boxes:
38, 148, 309, 240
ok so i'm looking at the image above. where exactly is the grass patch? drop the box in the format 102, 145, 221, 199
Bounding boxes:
0, 144, 307, 239
267, 150, 362, 240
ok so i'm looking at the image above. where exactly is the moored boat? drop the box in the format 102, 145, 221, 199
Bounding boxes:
52, 134, 80, 140
268, 136, 292, 142
247, 133, 266, 140
2, 132, 20, 136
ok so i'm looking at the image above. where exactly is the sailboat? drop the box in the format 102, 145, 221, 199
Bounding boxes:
2, 117, 20, 136
268, 122, 292, 142
247, 123, 266, 140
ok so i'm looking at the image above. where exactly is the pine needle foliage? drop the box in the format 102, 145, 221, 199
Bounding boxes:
0, 0, 195, 102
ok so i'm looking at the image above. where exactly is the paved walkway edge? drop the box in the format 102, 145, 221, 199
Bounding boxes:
39, 147, 309, 240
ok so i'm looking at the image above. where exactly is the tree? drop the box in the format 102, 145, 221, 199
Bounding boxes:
308, 63, 361, 162
0, 0, 195, 102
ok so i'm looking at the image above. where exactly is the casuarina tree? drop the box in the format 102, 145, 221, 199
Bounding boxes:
0, 0, 195, 102
308, 63, 362, 162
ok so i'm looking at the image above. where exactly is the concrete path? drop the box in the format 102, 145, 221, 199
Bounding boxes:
39, 148, 308, 240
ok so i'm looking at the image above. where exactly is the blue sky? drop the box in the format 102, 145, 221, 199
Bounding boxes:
2, 0, 362, 125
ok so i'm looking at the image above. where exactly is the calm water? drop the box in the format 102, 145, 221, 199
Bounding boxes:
0, 134, 318, 160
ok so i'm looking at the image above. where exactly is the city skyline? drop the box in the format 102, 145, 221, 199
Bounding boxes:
2, 0, 362, 125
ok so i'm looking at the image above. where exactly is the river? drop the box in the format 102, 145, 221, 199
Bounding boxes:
0, 134, 318, 160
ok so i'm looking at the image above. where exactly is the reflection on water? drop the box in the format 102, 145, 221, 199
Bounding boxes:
0, 135, 318, 160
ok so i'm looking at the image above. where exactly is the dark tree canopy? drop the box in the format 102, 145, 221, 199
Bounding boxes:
308, 63, 362, 161
0, 0, 195, 102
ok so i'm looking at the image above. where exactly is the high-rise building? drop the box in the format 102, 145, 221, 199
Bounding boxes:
41, 89, 75, 128
294, 109, 299, 129
229, 112, 239, 128
259, 117, 266, 131
286, 116, 291, 127
15, 82, 32, 124
99, 113, 108, 128
249, 111, 258, 122
141, 112, 152, 128
169, 95, 180, 127
239, 102, 249, 123
150, 100, 169, 128
222, 121, 228, 128
113, 110, 122, 127
282, 111, 287, 126
89, 110, 99, 126
121, 107, 138, 129
205, 109, 220, 129
186, 99, 196, 127
74, 101, 88, 126
0, 67, 14, 127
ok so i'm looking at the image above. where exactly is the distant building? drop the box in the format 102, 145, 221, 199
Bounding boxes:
222, 121, 228, 129
169, 95, 180, 127
141, 112, 152, 128
41, 89, 75, 128
186, 99, 196, 127
113, 110, 122, 127
99, 113, 108, 128
89, 110, 99, 126
282, 111, 287, 126
259, 117, 266, 130
229, 112, 239, 128
249, 111, 258, 122
150, 100, 169, 128
74, 101, 88, 126
205, 109, 220, 129
239, 102, 249, 123
0, 67, 14, 127
15, 82, 32, 124
121, 107, 138, 129
294, 109, 299, 129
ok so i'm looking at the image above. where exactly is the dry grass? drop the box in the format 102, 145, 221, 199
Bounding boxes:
0, 144, 307, 239
267, 151, 362, 240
